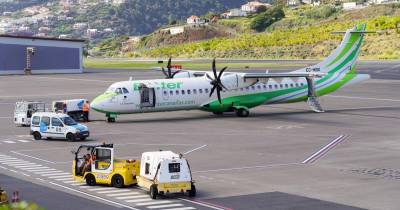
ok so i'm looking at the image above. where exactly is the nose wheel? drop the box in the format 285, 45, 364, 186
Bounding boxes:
106, 113, 116, 123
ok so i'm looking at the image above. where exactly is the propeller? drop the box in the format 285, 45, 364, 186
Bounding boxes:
206, 59, 228, 104
161, 58, 181, 79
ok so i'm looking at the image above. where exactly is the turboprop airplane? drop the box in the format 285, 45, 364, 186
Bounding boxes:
91, 24, 370, 122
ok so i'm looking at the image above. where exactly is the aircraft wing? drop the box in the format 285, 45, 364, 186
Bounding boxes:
242, 72, 326, 79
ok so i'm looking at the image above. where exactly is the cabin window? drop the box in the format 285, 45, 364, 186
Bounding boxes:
163, 90, 168, 95
122, 88, 129, 94
169, 163, 180, 173
240, 88, 244, 91
205, 89, 209, 93
274, 84, 278, 89
280, 84, 283, 88
263, 85, 267, 89
199, 89, 203, 94
269, 85, 273, 89
187, 90, 191, 94
181, 90, 185, 95
285, 84, 289, 88
176, 90, 179, 95
295, 83, 299, 87
290, 84, 294, 88
300, 83, 304, 86
257, 85, 261, 90
193, 89, 197, 94
170, 90, 174, 95
251, 86, 255, 90
246, 87, 249, 91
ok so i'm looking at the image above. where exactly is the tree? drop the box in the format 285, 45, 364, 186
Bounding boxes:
250, 7, 285, 32
256, 5, 267, 13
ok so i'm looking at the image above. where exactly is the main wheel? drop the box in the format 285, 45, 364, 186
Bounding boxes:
33, 132, 41, 140
66, 133, 76, 142
107, 117, 115, 123
236, 109, 250, 117
85, 174, 96, 186
149, 184, 158, 199
213, 112, 223, 115
112, 175, 124, 188
188, 184, 196, 197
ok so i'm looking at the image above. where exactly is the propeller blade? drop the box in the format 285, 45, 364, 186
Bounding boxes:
167, 58, 172, 68
219, 83, 228, 90
212, 59, 217, 79
217, 66, 228, 81
209, 85, 216, 97
206, 73, 213, 81
161, 67, 168, 77
167, 58, 172, 77
171, 70, 181, 77
216, 87, 222, 104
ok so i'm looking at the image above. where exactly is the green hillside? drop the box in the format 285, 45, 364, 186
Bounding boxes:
133, 4, 400, 60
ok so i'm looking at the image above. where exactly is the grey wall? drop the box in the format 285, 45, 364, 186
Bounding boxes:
0, 43, 80, 71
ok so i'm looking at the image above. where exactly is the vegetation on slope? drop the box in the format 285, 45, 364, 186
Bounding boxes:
135, 4, 400, 60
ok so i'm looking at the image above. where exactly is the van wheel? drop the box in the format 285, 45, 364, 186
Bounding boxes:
66, 133, 76, 142
86, 174, 96, 186
150, 184, 158, 199
112, 175, 124, 188
33, 132, 41, 140
188, 184, 196, 197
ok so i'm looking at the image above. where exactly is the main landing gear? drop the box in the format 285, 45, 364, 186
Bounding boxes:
235, 108, 250, 117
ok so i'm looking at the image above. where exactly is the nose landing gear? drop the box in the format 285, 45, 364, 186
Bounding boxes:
106, 113, 116, 123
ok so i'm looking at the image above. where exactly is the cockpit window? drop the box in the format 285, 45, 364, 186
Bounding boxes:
115, 88, 123, 94
122, 88, 129, 94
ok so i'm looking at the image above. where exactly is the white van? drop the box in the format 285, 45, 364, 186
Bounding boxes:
30, 112, 89, 141
14, 101, 46, 126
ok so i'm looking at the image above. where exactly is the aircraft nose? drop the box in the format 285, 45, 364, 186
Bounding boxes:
90, 95, 107, 113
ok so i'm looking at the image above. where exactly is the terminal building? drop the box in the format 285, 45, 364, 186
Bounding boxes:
0, 35, 85, 75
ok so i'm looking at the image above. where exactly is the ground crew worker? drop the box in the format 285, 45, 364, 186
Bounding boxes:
83, 101, 90, 122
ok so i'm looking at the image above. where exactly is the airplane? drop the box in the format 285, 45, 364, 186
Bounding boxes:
90, 24, 370, 122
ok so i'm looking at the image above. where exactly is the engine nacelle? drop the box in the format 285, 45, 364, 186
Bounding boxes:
220, 73, 261, 90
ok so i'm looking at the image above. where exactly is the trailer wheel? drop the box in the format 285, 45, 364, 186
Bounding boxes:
150, 184, 158, 199
33, 132, 41, 140
112, 175, 124, 188
66, 133, 76, 142
188, 184, 196, 197
86, 174, 96, 186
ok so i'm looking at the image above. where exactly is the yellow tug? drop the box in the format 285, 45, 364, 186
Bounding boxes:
72, 143, 196, 199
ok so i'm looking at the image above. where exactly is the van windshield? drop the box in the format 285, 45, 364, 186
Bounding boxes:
61, 116, 77, 126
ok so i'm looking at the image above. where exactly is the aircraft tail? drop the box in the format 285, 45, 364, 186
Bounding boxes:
296, 24, 367, 75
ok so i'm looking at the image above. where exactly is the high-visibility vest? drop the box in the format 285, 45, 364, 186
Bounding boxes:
83, 103, 89, 112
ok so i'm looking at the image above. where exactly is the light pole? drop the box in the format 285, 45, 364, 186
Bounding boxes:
24, 47, 35, 75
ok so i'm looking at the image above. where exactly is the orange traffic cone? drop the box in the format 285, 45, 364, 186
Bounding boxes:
11, 191, 20, 203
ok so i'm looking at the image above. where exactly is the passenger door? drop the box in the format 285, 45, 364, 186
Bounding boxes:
139, 84, 155, 108
39, 116, 51, 137
49, 117, 65, 138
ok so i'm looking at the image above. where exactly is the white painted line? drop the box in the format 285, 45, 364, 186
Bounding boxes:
135, 200, 174, 206
97, 189, 131, 194
0, 166, 8, 170
40, 172, 70, 177
10, 151, 55, 164
30, 76, 113, 83
24, 167, 51, 171
9, 169, 18, 173
147, 204, 183, 209
178, 198, 229, 210
184, 144, 207, 155
55, 178, 74, 181
47, 174, 72, 179
302, 135, 348, 164
63, 180, 77, 183
88, 187, 118, 192
27, 168, 55, 172
106, 192, 140, 197
115, 195, 148, 200
34, 170, 64, 175
21, 173, 31, 177
327, 95, 400, 102
2, 161, 30, 165
49, 182, 140, 210
125, 198, 153, 203
6, 162, 36, 166
15, 165, 43, 169
0, 158, 19, 162
3, 141, 16, 144
78, 186, 90, 189
17, 140, 31, 143
70, 183, 83, 186
162, 207, 195, 210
